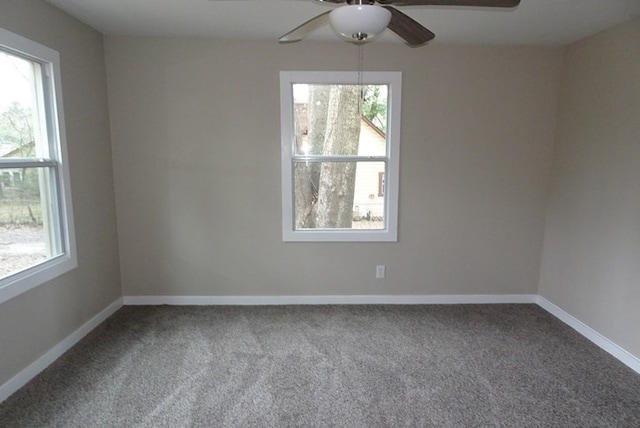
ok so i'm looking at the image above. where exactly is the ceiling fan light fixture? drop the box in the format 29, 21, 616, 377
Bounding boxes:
329, 5, 392, 43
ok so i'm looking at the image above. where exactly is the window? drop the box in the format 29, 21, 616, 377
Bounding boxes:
0, 27, 76, 304
280, 71, 401, 242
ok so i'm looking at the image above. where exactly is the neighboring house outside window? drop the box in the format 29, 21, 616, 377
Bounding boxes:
280, 71, 401, 242
378, 171, 385, 198
0, 27, 76, 304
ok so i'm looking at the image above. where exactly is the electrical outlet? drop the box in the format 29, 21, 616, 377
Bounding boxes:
376, 265, 386, 279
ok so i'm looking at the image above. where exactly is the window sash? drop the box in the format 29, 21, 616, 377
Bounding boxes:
0, 164, 65, 251
292, 160, 387, 231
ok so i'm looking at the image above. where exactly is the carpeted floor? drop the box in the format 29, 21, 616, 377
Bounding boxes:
1, 304, 639, 427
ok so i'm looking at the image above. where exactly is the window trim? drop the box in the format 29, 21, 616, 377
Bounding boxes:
0, 27, 77, 304
280, 71, 401, 242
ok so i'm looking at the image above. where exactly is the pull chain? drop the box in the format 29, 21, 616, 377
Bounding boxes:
358, 43, 364, 115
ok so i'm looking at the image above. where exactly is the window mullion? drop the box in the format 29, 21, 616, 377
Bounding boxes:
0, 159, 58, 168
292, 156, 388, 163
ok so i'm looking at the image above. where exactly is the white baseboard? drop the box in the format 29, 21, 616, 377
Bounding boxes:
0, 297, 123, 404
536, 296, 640, 374
126, 294, 639, 375
123, 294, 538, 306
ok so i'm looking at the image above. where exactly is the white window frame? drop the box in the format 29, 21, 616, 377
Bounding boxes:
0, 27, 76, 304
280, 71, 401, 242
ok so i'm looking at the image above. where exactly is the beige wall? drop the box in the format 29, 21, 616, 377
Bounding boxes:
538, 18, 640, 357
105, 37, 562, 297
0, 0, 121, 385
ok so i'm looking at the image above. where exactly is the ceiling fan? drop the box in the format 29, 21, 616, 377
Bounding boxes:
279, 0, 521, 46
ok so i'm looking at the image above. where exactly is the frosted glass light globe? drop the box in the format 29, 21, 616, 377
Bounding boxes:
329, 5, 392, 43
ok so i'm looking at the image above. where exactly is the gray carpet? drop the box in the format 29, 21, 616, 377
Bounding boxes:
1, 304, 639, 427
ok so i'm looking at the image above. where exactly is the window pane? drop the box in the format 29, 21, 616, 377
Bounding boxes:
293, 84, 388, 157
293, 161, 385, 230
0, 166, 62, 278
0, 50, 46, 159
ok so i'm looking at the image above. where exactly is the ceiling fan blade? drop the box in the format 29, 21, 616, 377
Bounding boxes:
383, 6, 435, 46
279, 11, 331, 43
378, 0, 520, 7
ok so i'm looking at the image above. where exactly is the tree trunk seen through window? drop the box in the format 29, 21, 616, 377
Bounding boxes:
295, 85, 361, 229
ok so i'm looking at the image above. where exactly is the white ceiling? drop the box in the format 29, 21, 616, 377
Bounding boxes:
46, 0, 640, 46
